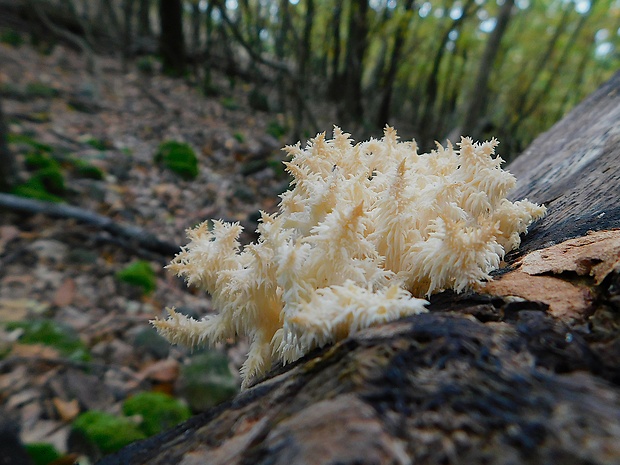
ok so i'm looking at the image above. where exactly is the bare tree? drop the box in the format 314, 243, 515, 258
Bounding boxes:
460, 0, 515, 139
375, 0, 415, 128
159, 0, 186, 77
138, 0, 152, 38
339, 0, 369, 125
0, 98, 18, 192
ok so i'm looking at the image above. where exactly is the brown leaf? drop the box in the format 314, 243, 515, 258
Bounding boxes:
53, 397, 80, 422
53, 278, 76, 307
139, 358, 179, 383
0, 298, 30, 322
11, 343, 61, 359
0, 225, 20, 253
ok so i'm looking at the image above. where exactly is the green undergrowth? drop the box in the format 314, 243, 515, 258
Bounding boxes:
115, 260, 157, 295
0, 81, 59, 100
179, 351, 238, 411
122, 392, 191, 436
71, 411, 146, 455
5, 319, 91, 362
24, 443, 62, 465
0, 28, 24, 47
6, 132, 106, 201
71, 392, 191, 456
154, 140, 199, 180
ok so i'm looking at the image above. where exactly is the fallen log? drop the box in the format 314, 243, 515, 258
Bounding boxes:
98, 71, 620, 465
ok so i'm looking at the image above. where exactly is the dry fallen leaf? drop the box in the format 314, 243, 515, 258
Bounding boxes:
0, 225, 20, 253
53, 278, 76, 307
53, 397, 80, 422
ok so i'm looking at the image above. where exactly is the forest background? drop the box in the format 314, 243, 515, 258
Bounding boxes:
0, 0, 619, 464
2, 0, 620, 159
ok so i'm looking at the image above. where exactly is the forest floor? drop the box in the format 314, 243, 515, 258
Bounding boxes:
0, 41, 291, 462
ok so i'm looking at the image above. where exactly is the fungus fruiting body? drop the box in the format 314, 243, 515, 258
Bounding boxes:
153, 127, 545, 387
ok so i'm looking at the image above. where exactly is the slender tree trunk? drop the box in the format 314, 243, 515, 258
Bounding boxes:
293, 0, 315, 141
376, 0, 415, 128
138, 0, 152, 38
202, 2, 214, 93
419, 0, 477, 144
339, 0, 369, 125
190, 0, 201, 54
328, 2, 343, 101
460, 0, 515, 139
159, 0, 186, 77
122, 0, 135, 73
508, 4, 572, 130
275, 0, 291, 111
514, 2, 596, 130
0, 99, 18, 192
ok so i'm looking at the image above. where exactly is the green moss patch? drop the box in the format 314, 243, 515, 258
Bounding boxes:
178, 351, 238, 411
5, 319, 90, 362
72, 411, 146, 455
24, 442, 62, 465
154, 141, 199, 180
123, 392, 191, 436
116, 260, 157, 295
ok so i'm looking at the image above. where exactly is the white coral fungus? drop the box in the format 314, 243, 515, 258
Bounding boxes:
153, 127, 545, 387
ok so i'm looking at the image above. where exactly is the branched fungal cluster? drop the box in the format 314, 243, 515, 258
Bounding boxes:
153, 127, 545, 387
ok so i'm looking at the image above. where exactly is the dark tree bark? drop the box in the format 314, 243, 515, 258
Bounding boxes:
0, 98, 19, 192
97, 71, 620, 465
158, 0, 186, 77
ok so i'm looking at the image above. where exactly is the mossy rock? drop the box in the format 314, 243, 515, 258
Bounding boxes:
154, 141, 199, 180
12, 160, 66, 202
266, 120, 288, 140
220, 96, 239, 111
25, 82, 60, 99
24, 152, 59, 171
24, 442, 62, 465
84, 137, 111, 151
5, 319, 91, 361
0, 28, 24, 47
33, 166, 65, 195
68, 158, 105, 180
11, 182, 64, 203
123, 392, 191, 436
8, 133, 53, 152
71, 411, 146, 455
115, 260, 157, 295
12, 166, 65, 200
178, 351, 238, 411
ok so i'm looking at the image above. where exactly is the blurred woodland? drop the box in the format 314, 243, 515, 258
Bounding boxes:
1, 0, 619, 156
0, 0, 619, 464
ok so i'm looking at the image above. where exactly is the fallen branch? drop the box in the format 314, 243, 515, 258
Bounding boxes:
0, 193, 180, 257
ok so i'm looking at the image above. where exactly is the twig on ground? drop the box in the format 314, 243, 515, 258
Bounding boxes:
0, 193, 180, 257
